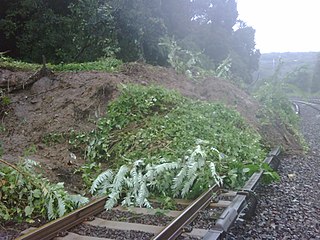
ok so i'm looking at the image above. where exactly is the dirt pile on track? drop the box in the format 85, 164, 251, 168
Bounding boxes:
0, 63, 302, 190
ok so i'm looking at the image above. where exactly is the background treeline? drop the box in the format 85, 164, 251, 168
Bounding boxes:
0, 0, 260, 83
257, 52, 320, 94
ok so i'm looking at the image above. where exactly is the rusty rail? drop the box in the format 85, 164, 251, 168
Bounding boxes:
153, 185, 220, 240
204, 147, 281, 240
16, 197, 107, 240
17, 148, 281, 240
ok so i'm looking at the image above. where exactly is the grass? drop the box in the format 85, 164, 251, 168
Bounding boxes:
0, 55, 122, 72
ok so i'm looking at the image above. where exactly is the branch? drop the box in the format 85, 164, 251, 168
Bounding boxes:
0, 158, 24, 175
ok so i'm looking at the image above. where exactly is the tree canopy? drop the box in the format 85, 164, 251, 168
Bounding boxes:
0, 0, 260, 83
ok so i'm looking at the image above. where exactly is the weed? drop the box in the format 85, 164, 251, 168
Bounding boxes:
42, 132, 66, 146
74, 162, 102, 188
83, 85, 271, 209
23, 144, 37, 158
0, 159, 88, 222
0, 56, 122, 72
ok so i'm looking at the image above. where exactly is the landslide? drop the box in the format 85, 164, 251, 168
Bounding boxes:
0, 63, 302, 191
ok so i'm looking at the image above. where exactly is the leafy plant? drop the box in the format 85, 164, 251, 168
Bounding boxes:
23, 144, 37, 158
42, 132, 66, 146
90, 144, 222, 209
0, 159, 88, 222
254, 72, 307, 151
74, 162, 102, 188
84, 84, 270, 209
159, 38, 232, 79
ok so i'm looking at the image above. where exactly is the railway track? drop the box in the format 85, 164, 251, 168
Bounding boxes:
292, 99, 320, 113
16, 148, 280, 240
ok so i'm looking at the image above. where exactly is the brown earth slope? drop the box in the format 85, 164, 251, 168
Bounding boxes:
0, 63, 302, 191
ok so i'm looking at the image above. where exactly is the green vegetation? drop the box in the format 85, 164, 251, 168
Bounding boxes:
1, 0, 260, 83
258, 52, 320, 94
0, 159, 88, 222
67, 84, 273, 209
0, 55, 122, 72
254, 71, 308, 151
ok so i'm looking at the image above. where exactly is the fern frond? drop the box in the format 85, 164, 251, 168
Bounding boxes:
69, 195, 89, 208
154, 162, 179, 175
57, 197, 66, 217
47, 197, 55, 220
113, 165, 129, 192
172, 166, 187, 194
102, 165, 129, 209
209, 162, 223, 186
181, 175, 197, 198
90, 169, 114, 194
137, 180, 149, 207
143, 198, 152, 208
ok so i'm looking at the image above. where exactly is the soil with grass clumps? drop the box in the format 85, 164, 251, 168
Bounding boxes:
0, 63, 303, 239
0, 63, 302, 188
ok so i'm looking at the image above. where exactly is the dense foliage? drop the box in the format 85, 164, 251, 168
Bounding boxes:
0, 159, 88, 222
254, 69, 307, 151
70, 85, 272, 208
0, 0, 260, 83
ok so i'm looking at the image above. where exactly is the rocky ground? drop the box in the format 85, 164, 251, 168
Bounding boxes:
228, 103, 320, 239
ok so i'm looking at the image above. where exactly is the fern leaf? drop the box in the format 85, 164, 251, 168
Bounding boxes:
143, 198, 152, 208
113, 165, 129, 192
57, 197, 66, 217
90, 169, 114, 194
69, 194, 89, 208
47, 196, 55, 220
172, 166, 187, 194
154, 162, 179, 175
181, 175, 197, 198
137, 180, 149, 207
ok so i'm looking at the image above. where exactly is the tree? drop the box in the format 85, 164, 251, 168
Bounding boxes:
0, 0, 117, 63
109, 0, 169, 65
311, 53, 320, 93
231, 22, 261, 83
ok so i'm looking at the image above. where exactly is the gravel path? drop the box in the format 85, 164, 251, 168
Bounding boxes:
228, 104, 320, 239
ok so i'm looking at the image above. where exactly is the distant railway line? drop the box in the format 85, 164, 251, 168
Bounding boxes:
16, 149, 280, 240
292, 99, 320, 113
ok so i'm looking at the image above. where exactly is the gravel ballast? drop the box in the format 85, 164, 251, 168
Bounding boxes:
228, 104, 320, 239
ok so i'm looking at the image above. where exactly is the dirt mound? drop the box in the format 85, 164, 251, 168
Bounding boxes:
0, 63, 302, 191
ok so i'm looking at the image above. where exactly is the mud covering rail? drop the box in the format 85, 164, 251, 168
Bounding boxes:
203, 147, 281, 240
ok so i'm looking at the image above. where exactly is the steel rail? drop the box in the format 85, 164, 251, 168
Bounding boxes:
17, 148, 281, 240
292, 100, 320, 112
16, 196, 107, 240
152, 185, 220, 240
204, 147, 281, 240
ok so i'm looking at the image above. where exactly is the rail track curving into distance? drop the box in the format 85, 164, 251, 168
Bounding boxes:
16, 148, 280, 240
292, 99, 320, 113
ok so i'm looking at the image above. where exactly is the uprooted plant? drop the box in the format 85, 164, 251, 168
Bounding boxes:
0, 159, 88, 222
69, 84, 277, 209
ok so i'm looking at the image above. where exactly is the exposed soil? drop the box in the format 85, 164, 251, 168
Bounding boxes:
0, 63, 305, 239
0, 63, 302, 192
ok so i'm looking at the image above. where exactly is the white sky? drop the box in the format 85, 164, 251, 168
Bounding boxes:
236, 0, 320, 53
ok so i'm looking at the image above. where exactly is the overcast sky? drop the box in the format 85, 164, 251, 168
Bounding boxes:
236, 0, 320, 53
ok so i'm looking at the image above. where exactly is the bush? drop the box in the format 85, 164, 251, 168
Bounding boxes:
74, 84, 272, 208
0, 159, 88, 222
